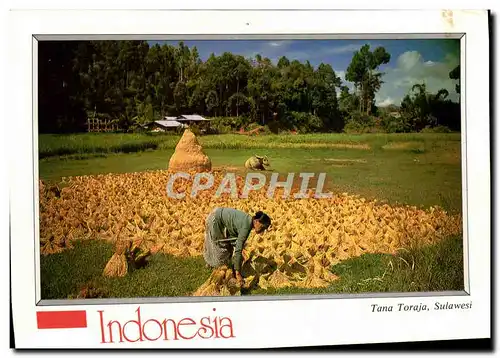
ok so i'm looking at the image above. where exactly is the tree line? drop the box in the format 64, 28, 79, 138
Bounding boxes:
38, 40, 460, 134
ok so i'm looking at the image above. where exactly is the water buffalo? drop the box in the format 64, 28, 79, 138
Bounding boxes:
244, 155, 271, 171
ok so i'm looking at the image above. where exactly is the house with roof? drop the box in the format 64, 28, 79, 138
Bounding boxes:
142, 114, 211, 132
176, 114, 210, 124
389, 111, 402, 119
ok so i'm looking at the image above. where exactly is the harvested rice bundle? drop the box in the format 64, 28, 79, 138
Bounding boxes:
299, 275, 330, 289
192, 266, 242, 296
40, 237, 65, 256
266, 270, 293, 288
192, 267, 227, 296
103, 240, 129, 278
103, 253, 128, 278
40, 234, 72, 255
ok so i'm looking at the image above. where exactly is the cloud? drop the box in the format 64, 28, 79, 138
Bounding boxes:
253, 41, 381, 65
324, 42, 383, 56
336, 70, 346, 81
375, 50, 460, 106
327, 43, 364, 54
396, 51, 423, 71
335, 69, 355, 90
267, 41, 287, 47
378, 97, 395, 107
256, 42, 362, 62
238, 40, 295, 62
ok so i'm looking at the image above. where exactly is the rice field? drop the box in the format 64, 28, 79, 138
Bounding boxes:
38, 131, 465, 299
39, 132, 461, 158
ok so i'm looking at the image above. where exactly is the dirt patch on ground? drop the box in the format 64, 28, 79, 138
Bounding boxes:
270, 143, 371, 150
325, 158, 367, 163
213, 166, 241, 172
328, 143, 370, 150
310, 158, 368, 163
382, 142, 424, 151
440, 147, 461, 164
308, 162, 349, 168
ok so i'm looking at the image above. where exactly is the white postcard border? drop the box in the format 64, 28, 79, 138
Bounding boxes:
8, 9, 490, 349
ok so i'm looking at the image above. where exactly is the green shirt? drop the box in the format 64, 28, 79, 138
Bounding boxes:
215, 207, 253, 271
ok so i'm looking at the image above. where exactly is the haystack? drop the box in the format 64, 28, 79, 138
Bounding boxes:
168, 129, 212, 172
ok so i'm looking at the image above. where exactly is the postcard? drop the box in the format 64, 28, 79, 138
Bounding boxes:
7, 7, 491, 349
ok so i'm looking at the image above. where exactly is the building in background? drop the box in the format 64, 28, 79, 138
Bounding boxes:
143, 114, 211, 132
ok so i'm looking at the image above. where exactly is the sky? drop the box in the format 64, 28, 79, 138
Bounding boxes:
149, 39, 461, 107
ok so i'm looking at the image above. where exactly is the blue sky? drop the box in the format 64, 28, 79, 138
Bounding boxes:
149, 39, 460, 107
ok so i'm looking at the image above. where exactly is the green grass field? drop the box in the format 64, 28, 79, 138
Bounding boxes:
41, 235, 463, 299
38, 132, 465, 299
39, 132, 461, 157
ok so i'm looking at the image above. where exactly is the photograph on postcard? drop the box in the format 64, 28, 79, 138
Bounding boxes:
8, 7, 492, 349
36, 36, 466, 301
